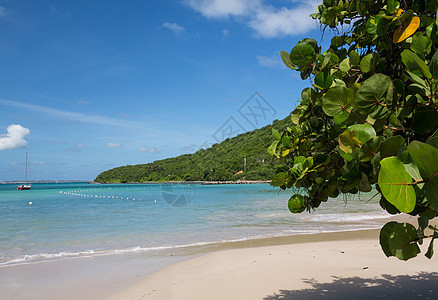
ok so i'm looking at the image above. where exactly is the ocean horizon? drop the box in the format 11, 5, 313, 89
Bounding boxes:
0, 182, 388, 267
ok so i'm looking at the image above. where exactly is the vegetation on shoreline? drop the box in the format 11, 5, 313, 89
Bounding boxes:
94, 117, 292, 183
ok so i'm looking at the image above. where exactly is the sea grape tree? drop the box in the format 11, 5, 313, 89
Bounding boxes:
270, 0, 438, 260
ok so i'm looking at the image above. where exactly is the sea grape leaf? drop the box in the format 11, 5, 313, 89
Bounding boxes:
267, 140, 280, 158
359, 136, 381, 162
272, 128, 281, 140
378, 157, 416, 213
280, 51, 295, 69
388, 222, 420, 260
411, 32, 432, 58
339, 58, 351, 72
356, 73, 393, 119
271, 172, 290, 187
349, 50, 360, 66
380, 135, 405, 158
401, 50, 432, 79
322, 86, 354, 116
393, 16, 420, 43
339, 130, 361, 154
290, 42, 315, 69
407, 141, 438, 210
386, 0, 400, 14
314, 72, 333, 90
366, 17, 377, 35
360, 53, 378, 73
348, 124, 376, 144
429, 50, 438, 80
380, 221, 397, 257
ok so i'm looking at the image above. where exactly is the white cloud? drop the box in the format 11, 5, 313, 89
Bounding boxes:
186, 0, 258, 18
138, 146, 161, 153
107, 142, 121, 148
162, 22, 186, 35
77, 144, 85, 148
186, 0, 319, 38
248, 2, 319, 38
0, 124, 30, 150
256, 54, 283, 68
0, 6, 6, 17
0, 99, 145, 128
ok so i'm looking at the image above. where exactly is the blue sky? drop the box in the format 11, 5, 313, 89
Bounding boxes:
0, 0, 325, 181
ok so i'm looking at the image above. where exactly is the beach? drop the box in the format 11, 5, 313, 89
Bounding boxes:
2, 228, 437, 299
110, 229, 438, 300
1, 183, 437, 299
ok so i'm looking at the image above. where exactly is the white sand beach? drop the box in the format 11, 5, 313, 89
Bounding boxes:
112, 230, 438, 300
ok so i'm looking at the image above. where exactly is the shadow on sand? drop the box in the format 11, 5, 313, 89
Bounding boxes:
263, 272, 438, 300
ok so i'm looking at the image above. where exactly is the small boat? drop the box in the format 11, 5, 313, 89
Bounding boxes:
17, 152, 31, 190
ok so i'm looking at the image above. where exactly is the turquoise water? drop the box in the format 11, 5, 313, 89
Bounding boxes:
0, 183, 387, 265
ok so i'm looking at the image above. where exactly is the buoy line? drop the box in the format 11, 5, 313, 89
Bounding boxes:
59, 189, 144, 202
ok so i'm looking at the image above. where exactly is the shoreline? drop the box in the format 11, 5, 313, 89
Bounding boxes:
90, 180, 272, 185
4, 225, 436, 300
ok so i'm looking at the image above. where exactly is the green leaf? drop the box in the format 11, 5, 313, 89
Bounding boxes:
356, 73, 393, 119
387, 0, 400, 14
360, 53, 378, 73
359, 136, 381, 162
425, 237, 435, 259
322, 86, 354, 116
388, 222, 420, 261
411, 32, 432, 58
290, 42, 315, 69
288, 194, 307, 213
378, 157, 416, 213
331, 36, 344, 48
348, 124, 376, 144
380, 221, 397, 257
339, 130, 361, 154
380, 136, 405, 158
282, 136, 291, 148
280, 51, 295, 69
401, 49, 432, 79
408, 141, 438, 210
272, 128, 281, 140
429, 50, 438, 80
268, 140, 280, 157
349, 50, 360, 66
314, 72, 333, 90
339, 58, 350, 72
271, 172, 289, 187
366, 17, 377, 35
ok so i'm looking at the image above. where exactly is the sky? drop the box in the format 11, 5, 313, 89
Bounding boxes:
0, 0, 326, 181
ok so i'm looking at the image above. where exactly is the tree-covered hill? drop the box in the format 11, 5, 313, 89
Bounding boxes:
94, 116, 292, 183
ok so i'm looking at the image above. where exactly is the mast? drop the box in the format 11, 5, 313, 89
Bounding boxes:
25, 152, 28, 184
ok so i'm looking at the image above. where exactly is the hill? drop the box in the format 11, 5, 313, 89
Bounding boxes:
94, 116, 292, 183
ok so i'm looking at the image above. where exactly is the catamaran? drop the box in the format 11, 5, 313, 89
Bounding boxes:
17, 152, 31, 190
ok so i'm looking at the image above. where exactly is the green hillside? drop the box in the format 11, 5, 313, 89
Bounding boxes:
94, 116, 292, 183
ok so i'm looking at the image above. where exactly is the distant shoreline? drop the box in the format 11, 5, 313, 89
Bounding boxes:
91, 180, 272, 185
0, 180, 91, 184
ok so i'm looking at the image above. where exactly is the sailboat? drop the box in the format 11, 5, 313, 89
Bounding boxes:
17, 152, 31, 190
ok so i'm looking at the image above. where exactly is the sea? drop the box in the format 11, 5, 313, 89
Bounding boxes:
0, 182, 389, 267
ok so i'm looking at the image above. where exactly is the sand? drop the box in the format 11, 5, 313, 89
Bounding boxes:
112, 230, 438, 300
2, 229, 438, 299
